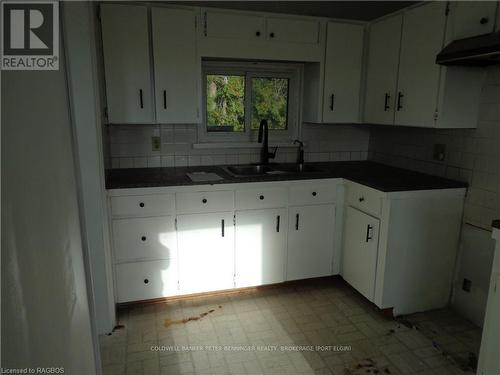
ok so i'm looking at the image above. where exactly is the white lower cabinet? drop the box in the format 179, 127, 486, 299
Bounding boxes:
177, 212, 235, 294
115, 260, 178, 302
287, 204, 335, 280
235, 208, 287, 287
342, 206, 380, 302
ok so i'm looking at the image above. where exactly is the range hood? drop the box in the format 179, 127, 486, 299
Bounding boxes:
436, 31, 500, 66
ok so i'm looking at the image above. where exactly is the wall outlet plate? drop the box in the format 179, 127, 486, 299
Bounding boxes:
152, 136, 161, 152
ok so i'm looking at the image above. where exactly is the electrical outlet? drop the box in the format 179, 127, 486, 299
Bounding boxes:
433, 144, 446, 161
462, 278, 472, 293
152, 136, 161, 152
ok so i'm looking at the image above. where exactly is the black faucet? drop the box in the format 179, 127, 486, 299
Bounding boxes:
294, 139, 304, 164
258, 119, 277, 164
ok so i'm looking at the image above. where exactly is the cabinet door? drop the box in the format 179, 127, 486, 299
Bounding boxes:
152, 8, 199, 123
266, 17, 319, 44
342, 206, 380, 302
177, 212, 234, 294
447, 1, 497, 41
364, 14, 403, 125
205, 10, 265, 41
395, 3, 446, 127
287, 205, 335, 281
235, 208, 287, 287
322, 23, 364, 123
100, 4, 154, 123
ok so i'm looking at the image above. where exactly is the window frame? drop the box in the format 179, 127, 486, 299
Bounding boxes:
199, 61, 301, 144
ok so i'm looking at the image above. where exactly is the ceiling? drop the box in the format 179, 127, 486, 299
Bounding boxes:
167, 1, 418, 21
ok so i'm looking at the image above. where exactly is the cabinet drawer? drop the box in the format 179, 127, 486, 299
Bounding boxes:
115, 260, 178, 302
236, 187, 287, 210
206, 10, 265, 40
112, 216, 176, 263
176, 191, 234, 214
289, 184, 336, 206
111, 194, 175, 217
346, 182, 384, 217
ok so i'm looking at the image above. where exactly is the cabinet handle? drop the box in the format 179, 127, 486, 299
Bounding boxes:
276, 215, 280, 232
480, 17, 489, 24
144, 279, 149, 284
256, 31, 261, 37
366, 224, 373, 242
202, 198, 207, 204
312, 191, 317, 197
270, 32, 275, 38
163, 90, 167, 109
221, 219, 225, 237
397, 92, 404, 111
139, 202, 145, 208
139, 89, 144, 109
384, 93, 391, 111
359, 197, 365, 202
330, 94, 335, 111
141, 236, 146, 242
295, 213, 300, 230
259, 195, 264, 200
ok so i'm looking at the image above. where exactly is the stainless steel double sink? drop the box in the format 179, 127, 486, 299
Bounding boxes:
223, 163, 323, 177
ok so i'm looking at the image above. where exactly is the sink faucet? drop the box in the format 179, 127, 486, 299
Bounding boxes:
258, 119, 277, 164
294, 139, 304, 165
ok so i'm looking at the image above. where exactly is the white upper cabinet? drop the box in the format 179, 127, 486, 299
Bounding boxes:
266, 17, 319, 44
205, 10, 265, 40
395, 2, 447, 127
447, 1, 497, 41
152, 7, 200, 124
364, 15, 403, 125
322, 22, 364, 123
100, 4, 154, 124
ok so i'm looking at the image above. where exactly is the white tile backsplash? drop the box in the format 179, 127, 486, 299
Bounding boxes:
106, 123, 370, 169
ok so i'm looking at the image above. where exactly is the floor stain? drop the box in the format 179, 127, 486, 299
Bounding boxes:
164, 307, 219, 328
344, 358, 391, 375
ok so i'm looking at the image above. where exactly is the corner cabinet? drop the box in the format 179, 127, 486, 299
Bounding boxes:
100, 4, 154, 124
363, 2, 485, 128
100, 4, 200, 124
341, 181, 466, 315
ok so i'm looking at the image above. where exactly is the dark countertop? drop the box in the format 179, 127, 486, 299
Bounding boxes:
106, 161, 468, 193
493, 220, 500, 230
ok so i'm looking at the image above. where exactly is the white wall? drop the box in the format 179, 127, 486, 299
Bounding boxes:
1, 32, 98, 374
62, 1, 115, 335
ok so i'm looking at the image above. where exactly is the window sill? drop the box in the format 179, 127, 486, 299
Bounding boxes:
192, 142, 301, 150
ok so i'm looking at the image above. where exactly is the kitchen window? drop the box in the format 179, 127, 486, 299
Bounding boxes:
200, 61, 301, 144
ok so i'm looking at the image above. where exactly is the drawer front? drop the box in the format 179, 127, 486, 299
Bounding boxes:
346, 182, 384, 217
235, 187, 287, 210
113, 216, 177, 263
289, 184, 336, 206
111, 194, 175, 217
115, 260, 178, 303
176, 191, 234, 214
